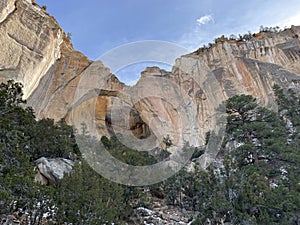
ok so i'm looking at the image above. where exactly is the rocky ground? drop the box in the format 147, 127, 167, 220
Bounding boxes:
128, 197, 196, 225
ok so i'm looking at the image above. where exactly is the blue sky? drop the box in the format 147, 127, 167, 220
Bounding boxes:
36, 0, 300, 84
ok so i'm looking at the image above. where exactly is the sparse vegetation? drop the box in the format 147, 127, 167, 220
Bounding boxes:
195, 25, 285, 54
41, 5, 47, 11
67, 32, 72, 40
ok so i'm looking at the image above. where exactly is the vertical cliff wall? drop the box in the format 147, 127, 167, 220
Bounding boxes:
1, 0, 300, 151
0, 0, 64, 98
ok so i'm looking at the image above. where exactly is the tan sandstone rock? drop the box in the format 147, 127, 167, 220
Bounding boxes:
0, 0, 300, 153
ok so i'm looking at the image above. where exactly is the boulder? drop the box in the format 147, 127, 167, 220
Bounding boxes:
34, 157, 74, 185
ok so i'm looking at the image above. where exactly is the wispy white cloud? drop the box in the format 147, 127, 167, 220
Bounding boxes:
196, 15, 214, 26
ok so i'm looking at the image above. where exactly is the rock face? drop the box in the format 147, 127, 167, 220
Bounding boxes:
1, 0, 300, 153
169, 28, 300, 146
0, 0, 64, 99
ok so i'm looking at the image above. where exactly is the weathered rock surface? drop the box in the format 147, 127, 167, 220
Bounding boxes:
35, 157, 74, 185
0, 0, 300, 153
0, 0, 65, 99
0, 214, 20, 225
129, 198, 195, 225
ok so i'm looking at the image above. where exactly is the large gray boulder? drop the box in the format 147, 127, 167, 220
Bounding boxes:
34, 157, 74, 185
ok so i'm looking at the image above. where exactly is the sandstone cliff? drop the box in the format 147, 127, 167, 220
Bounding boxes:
1, 0, 300, 153
0, 0, 64, 99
